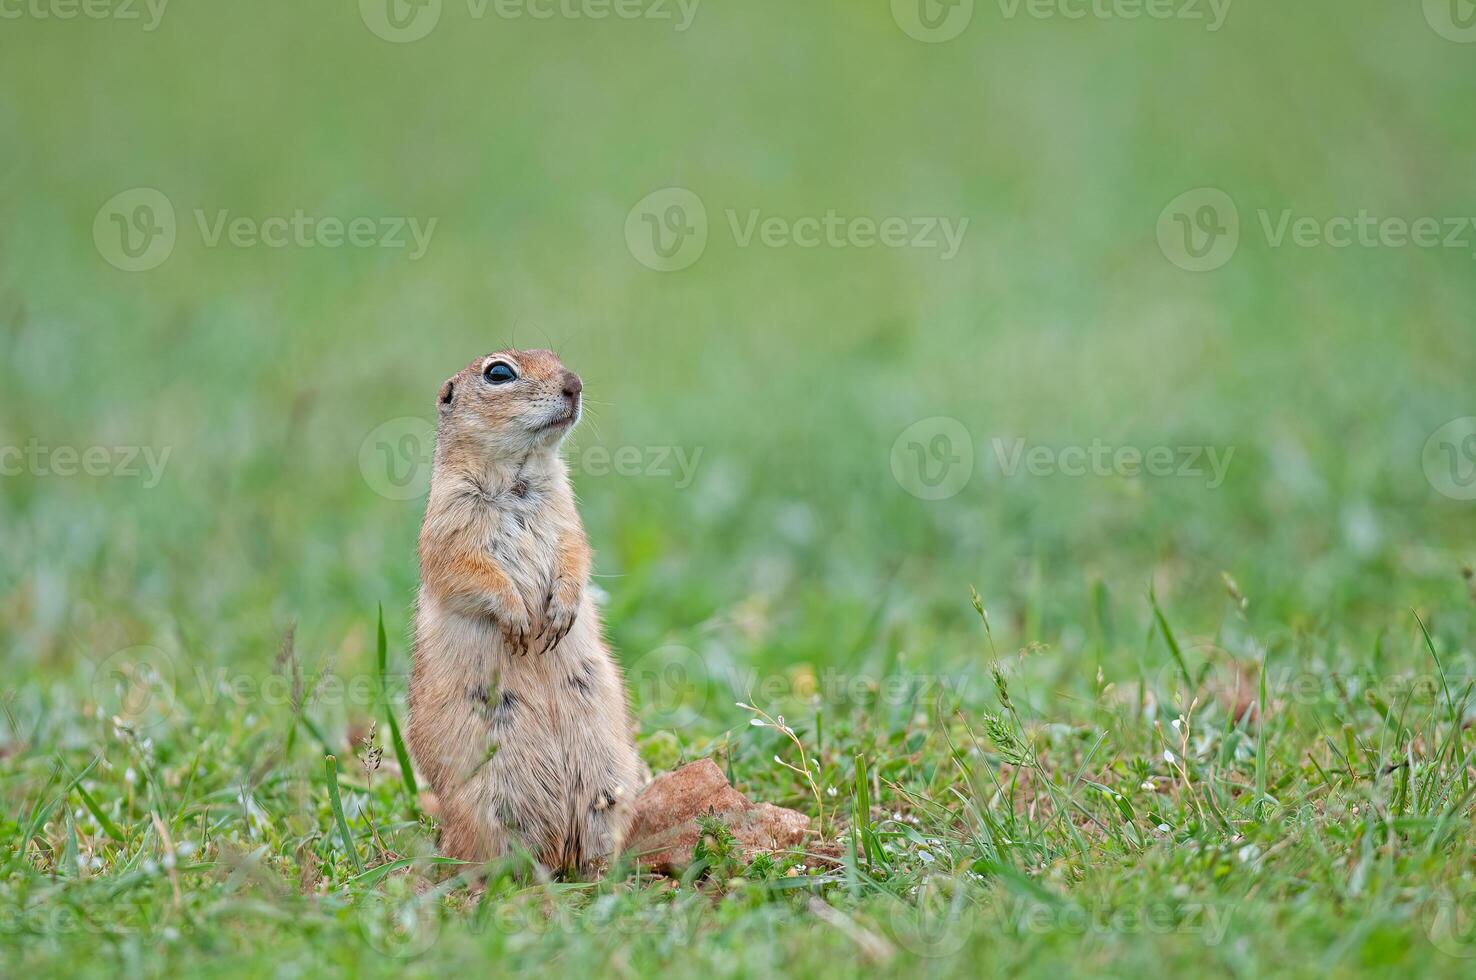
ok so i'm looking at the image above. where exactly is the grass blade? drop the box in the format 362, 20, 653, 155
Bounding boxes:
74, 781, 126, 843
378, 603, 419, 800
1148, 585, 1191, 690
324, 755, 363, 874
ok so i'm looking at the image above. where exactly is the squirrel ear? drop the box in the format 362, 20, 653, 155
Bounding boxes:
438, 379, 455, 408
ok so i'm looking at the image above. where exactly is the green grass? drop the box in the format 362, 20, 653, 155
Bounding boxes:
3, 2, 1476, 977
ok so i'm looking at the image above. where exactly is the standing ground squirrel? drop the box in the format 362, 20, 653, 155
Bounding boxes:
408, 349, 644, 876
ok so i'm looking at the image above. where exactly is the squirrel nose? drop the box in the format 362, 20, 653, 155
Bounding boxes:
561, 371, 583, 400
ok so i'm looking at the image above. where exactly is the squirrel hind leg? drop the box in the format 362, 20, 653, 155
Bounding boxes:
434, 790, 510, 868
570, 787, 638, 874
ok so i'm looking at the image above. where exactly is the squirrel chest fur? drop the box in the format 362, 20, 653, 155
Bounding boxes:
407, 348, 644, 876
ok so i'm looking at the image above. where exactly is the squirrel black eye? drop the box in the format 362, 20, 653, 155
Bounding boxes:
483, 361, 518, 385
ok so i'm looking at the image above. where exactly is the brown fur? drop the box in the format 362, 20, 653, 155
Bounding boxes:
408, 349, 644, 876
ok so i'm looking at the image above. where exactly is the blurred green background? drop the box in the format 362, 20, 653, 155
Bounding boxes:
2, 1, 1471, 685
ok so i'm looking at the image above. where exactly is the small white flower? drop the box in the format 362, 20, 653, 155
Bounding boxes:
1163, 749, 1175, 764
1140, 781, 1154, 791
125, 767, 137, 785
750, 719, 765, 727
1157, 823, 1170, 833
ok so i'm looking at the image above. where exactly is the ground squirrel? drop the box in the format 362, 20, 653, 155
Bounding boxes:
408, 349, 644, 876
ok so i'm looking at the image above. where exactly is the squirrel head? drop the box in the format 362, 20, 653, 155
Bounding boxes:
434, 348, 583, 459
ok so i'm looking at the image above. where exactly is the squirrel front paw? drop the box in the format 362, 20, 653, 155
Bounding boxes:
534, 586, 579, 654
494, 604, 534, 654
